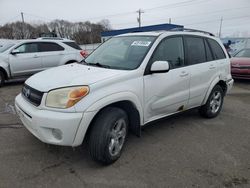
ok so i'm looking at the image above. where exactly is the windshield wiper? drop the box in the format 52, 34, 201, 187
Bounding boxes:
84, 62, 111, 69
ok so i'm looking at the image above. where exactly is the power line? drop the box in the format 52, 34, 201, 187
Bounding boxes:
185, 15, 250, 27
71, 0, 211, 22
144, 0, 209, 12
0, 15, 20, 25
111, 6, 250, 27
1, 0, 212, 25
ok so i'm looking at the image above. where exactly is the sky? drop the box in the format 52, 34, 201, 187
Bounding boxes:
0, 0, 250, 37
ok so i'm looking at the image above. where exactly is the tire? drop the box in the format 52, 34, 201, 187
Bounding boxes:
199, 85, 224, 118
0, 71, 5, 87
89, 107, 128, 165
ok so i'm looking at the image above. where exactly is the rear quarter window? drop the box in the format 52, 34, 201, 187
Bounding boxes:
207, 39, 226, 60
63, 42, 82, 50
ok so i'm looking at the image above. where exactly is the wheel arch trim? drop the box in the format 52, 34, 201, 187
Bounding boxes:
202, 77, 226, 105
72, 91, 143, 146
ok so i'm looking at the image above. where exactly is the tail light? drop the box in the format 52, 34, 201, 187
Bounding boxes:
80, 50, 88, 58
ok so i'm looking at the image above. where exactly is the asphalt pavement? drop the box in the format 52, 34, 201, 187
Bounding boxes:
0, 80, 250, 188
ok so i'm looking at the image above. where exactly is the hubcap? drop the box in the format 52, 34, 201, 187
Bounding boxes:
108, 119, 127, 157
210, 91, 222, 114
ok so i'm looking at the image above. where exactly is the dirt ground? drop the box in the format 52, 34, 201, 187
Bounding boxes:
0, 79, 250, 188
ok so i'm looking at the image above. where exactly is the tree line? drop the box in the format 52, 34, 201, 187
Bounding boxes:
0, 19, 111, 44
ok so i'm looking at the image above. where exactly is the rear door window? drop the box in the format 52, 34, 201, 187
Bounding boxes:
185, 36, 206, 65
207, 39, 226, 60
38, 42, 64, 52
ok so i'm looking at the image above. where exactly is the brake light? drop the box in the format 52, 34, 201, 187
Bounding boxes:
80, 50, 88, 58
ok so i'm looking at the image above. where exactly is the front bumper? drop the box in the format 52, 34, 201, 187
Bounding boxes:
15, 94, 83, 146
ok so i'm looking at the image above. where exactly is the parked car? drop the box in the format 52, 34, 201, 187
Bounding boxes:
231, 48, 250, 79
0, 38, 85, 86
15, 31, 233, 164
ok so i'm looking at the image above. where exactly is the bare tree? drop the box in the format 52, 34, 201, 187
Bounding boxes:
0, 19, 111, 44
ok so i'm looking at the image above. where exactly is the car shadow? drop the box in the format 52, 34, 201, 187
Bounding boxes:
27, 108, 201, 168
3, 79, 26, 87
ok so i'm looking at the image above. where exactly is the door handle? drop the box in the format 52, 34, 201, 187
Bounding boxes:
180, 71, 189, 77
209, 65, 216, 70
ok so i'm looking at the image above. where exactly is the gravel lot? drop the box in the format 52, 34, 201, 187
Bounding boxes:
0, 80, 250, 188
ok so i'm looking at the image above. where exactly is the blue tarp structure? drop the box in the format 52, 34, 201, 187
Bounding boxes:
101, 23, 184, 37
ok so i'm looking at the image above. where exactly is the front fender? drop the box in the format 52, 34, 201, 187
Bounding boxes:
72, 91, 143, 146
86, 91, 143, 123
202, 77, 220, 105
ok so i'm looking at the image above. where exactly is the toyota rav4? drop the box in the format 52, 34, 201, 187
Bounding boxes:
15, 31, 234, 164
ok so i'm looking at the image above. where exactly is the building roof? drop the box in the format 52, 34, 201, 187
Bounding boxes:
101, 23, 183, 37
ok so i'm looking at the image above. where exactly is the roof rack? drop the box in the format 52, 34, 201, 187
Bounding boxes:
36, 37, 65, 40
170, 28, 215, 36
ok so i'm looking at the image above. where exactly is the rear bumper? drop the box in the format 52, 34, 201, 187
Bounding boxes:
226, 78, 234, 93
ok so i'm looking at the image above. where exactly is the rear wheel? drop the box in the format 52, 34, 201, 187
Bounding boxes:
199, 85, 224, 118
0, 71, 5, 87
89, 107, 128, 165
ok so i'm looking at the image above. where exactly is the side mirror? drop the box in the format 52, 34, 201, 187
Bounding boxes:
150, 61, 170, 73
11, 49, 20, 55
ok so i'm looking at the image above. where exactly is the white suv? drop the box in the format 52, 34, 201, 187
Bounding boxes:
0, 38, 85, 86
15, 31, 234, 164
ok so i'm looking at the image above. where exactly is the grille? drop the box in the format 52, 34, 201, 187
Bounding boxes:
22, 84, 43, 106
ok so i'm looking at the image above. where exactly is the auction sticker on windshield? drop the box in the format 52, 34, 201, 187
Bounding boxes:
131, 41, 151, 47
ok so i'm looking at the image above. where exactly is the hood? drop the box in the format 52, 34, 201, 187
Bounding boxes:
25, 63, 126, 92
231, 58, 250, 66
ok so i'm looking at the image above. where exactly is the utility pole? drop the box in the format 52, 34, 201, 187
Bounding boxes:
218, 17, 223, 37
21, 12, 25, 39
136, 9, 144, 27
169, 18, 172, 24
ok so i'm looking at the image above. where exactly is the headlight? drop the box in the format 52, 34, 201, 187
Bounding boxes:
46, 86, 89, 109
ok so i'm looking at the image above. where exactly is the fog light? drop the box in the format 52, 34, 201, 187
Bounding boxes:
52, 129, 62, 140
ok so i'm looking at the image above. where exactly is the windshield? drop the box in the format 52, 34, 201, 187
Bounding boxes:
85, 36, 156, 70
0, 43, 15, 53
234, 49, 250, 58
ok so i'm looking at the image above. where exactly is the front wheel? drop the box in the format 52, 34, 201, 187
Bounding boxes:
0, 71, 5, 87
89, 107, 128, 165
199, 85, 224, 118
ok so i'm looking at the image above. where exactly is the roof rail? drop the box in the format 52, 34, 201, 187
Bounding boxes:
170, 28, 215, 36
36, 37, 65, 40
